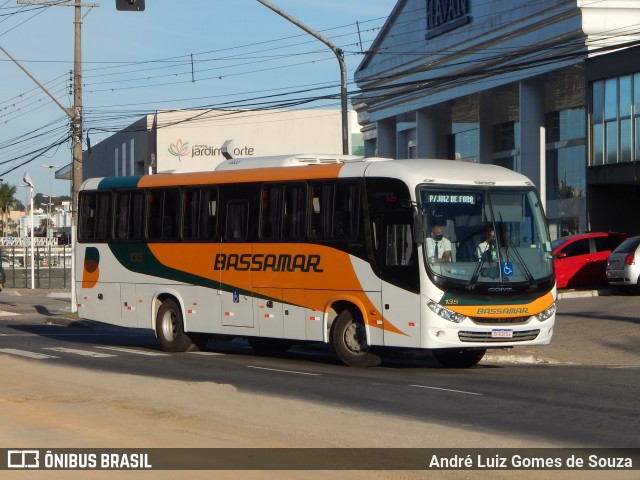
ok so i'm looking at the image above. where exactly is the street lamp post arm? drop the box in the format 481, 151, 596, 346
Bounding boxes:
256, 0, 349, 155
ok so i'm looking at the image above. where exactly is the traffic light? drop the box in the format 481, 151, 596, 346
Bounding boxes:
115, 0, 145, 11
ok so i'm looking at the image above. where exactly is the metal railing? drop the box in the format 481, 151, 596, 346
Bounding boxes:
1, 244, 71, 289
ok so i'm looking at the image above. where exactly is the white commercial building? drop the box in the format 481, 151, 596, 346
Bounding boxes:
82, 108, 362, 179
354, 0, 640, 238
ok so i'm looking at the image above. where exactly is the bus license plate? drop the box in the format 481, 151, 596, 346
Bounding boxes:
491, 329, 513, 338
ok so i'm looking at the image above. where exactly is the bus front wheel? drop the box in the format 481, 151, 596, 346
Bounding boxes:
433, 348, 486, 368
156, 298, 202, 352
330, 310, 381, 367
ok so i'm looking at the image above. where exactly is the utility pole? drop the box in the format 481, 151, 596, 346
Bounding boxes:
256, 0, 349, 155
13, 0, 97, 308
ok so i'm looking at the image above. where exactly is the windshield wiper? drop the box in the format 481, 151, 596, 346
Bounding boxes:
468, 244, 495, 291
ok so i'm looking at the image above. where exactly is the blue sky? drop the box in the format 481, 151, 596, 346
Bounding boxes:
0, 0, 397, 197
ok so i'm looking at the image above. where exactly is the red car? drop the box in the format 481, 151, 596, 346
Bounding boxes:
552, 232, 627, 289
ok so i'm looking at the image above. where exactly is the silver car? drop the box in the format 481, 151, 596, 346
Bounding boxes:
606, 236, 640, 291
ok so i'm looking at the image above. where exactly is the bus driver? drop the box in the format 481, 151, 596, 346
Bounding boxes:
426, 225, 452, 263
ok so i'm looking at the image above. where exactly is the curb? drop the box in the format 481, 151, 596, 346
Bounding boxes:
557, 287, 615, 299
482, 353, 567, 365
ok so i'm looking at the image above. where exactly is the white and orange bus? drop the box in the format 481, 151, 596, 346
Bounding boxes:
76, 154, 556, 367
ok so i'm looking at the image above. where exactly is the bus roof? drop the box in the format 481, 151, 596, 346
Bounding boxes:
214, 153, 370, 170
361, 158, 536, 187
80, 158, 536, 191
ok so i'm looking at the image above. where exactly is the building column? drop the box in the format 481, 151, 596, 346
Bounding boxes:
416, 109, 438, 158
478, 92, 493, 164
519, 81, 546, 205
376, 118, 397, 159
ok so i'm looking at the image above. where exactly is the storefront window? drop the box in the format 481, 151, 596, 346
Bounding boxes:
604, 78, 617, 120
619, 75, 631, 117
591, 74, 638, 165
592, 123, 604, 165
546, 146, 586, 201
620, 118, 632, 162
546, 108, 585, 143
606, 121, 618, 164
450, 124, 478, 162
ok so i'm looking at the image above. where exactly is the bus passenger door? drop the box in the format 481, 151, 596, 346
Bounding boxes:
120, 283, 139, 327
378, 212, 421, 348
220, 200, 254, 328
254, 287, 283, 338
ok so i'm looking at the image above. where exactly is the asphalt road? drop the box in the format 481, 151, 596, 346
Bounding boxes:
1, 291, 639, 450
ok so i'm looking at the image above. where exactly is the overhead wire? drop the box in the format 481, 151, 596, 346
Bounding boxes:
0, 0, 639, 175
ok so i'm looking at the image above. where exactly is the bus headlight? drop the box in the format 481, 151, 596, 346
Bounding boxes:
427, 300, 467, 324
535, 303, 556, 322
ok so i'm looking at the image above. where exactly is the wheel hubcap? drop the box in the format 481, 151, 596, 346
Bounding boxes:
161, 311, 177, 341
344, 322, 367, 355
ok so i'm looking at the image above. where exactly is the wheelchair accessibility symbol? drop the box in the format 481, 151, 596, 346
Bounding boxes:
501, 262, 514, 276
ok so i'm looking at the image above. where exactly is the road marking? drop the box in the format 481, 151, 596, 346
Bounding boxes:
94, 346, 169, 356
0, 310, 20, 317
188, 351, 225, 356
0, 348, 59, 359
44, 347, 117, 358
247, 365, 321, 376
409, 384, 484, 396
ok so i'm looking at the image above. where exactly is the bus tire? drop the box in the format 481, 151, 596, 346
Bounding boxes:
433, 348, 486, 368
248, 337, 293, 356
156, 298, 200, 352
330, 310, 381, 367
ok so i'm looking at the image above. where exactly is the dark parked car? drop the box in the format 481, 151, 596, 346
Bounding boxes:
551, 232, 626, 289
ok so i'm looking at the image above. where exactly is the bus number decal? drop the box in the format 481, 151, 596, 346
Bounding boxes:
130, 252, 144, 263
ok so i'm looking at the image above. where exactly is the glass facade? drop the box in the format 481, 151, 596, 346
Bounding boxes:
492, 121, 520, 171
591, 74, 639, 165
545, 109, 586, 201
450, 123, 479, 162
545, 107, 586, 238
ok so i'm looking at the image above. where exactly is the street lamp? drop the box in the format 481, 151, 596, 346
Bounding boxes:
256, 0, 349, 154
22, 172, 35, 290
41, 164, 61, 238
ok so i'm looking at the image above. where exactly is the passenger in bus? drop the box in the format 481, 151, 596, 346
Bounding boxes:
426, 225, 452, 263
476, 224, 497, 261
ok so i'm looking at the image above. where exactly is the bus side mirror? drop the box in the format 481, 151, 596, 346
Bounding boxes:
413, 213, 424, 245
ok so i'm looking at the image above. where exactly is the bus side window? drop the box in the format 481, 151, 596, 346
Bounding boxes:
201, 188, 217, 240
114, 192, 130, 240
333, 182, 359, 240
260, 185, 281, 240
282, 183, 306, 240
148, 188, 179, 241
226, 201, 248, 241
183, 188, 199, 240
130, 192, 145, 241
162, 189, 180, 240
78, 193, 93, 241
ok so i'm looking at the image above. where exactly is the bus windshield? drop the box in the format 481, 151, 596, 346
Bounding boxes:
418, 187, 553, 286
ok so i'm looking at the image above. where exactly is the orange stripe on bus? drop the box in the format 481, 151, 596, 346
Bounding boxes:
138, 164, 344, 188
147, 242, 408, 336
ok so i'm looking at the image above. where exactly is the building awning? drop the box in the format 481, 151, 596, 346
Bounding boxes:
55, 163, 71, 181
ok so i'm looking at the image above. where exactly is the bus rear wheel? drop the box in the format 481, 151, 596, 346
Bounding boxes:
330, 310, 381, 367
433, 348, 486, 368
156, 298, 202, 352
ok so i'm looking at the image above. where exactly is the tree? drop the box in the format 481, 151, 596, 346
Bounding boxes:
0, 183, 17, 237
